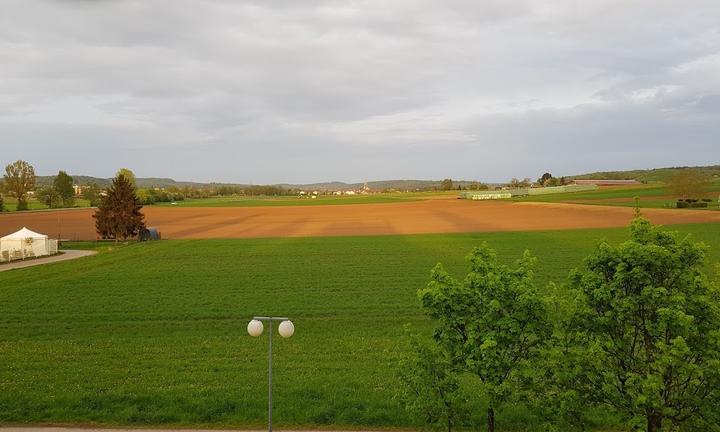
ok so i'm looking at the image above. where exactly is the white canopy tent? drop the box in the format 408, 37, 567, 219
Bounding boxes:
0, 227, 58, 262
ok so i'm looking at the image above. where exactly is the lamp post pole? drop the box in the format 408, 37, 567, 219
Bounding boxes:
248, 316, 295, 432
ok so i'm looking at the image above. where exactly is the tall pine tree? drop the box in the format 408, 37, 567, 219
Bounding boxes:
93, 174, 146, 240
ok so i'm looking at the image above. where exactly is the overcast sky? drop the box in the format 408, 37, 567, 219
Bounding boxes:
1, 0, 719, 184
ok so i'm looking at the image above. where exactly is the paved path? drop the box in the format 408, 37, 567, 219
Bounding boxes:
0, 250, 97, 272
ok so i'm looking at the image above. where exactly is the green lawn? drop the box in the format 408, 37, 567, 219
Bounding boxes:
2, 223, 720, 429
1, 192, 448, 212
511, 181, 720, 210
154, 193, 441, 208
1, 197, 92, 212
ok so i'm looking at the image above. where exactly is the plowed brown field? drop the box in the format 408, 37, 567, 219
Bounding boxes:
1, 199, 719, 240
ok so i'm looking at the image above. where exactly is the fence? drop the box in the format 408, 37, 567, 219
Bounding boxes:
0, 239, 59, 263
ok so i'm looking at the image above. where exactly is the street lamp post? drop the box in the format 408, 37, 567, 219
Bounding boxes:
248, 316, 295, 432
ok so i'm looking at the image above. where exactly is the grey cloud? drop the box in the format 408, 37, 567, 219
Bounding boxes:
0, 0, 719, 183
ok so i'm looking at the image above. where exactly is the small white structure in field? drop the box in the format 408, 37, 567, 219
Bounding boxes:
0, 227, 58, 262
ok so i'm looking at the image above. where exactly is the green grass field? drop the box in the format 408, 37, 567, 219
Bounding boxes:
1, 223, 720, 430
1, 197, 93, 212
0, 192, 452, 212
511, 181, 720, 210
154, 194, 427, 208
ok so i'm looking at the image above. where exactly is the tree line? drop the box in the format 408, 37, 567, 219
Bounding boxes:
396, 217, 720, 432
0, 160, 298, 212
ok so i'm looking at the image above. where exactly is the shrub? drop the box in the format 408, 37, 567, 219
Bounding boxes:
676, 201, 690, 208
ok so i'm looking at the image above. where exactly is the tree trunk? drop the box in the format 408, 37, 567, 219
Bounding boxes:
487, 407, 495, 432
647, 413, 662, 432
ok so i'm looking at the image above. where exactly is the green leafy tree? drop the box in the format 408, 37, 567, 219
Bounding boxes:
116, 168, 136, 187
53, 170, 75, 207
0, 191, 4, 212
136, 188, 153, 205
537, 173, 553, 186
419, 244, 552, 432
441, 179, 454, 191
396, 332, 470, 432
468, 182, 490, 191
93, 174, 146, 240
545, 177, 560, 187
508, 178, 531, 189
565, 218, 720, 432
528, 282, 598, 431
36, 186, 62, 208
4, 160, 36, 211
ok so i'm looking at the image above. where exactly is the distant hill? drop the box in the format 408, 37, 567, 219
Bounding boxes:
31, 164, 718, 191
36, 175, 220, 189
34, 175, 484, 191
570, 165, 720, 183
276, 179, 481, 191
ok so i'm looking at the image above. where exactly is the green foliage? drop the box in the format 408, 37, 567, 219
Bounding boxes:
467, 182, 490, 191
36, 186, 62, 208
418, 244, 552, 431
508, 178, 531, 188
441, 179, 454, 191
537, 173, 553, 186
0, 191, 4, 212
116, 168, 136, 187
136, 188, 184, 205
93, 174, 146, 240
545, 177, 560, 187
216, 184, 291, 196
564, 218, 720, 431
3, 160, 36, 211
396, 332, 470, 432
53, 170, 75, 207
82, 182, 102, 206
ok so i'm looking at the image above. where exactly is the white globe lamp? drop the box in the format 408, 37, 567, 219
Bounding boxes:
247, 319, 264, 337
278, 320, 295, 338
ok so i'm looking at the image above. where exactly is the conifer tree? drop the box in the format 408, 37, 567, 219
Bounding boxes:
93, 174, 146, 240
